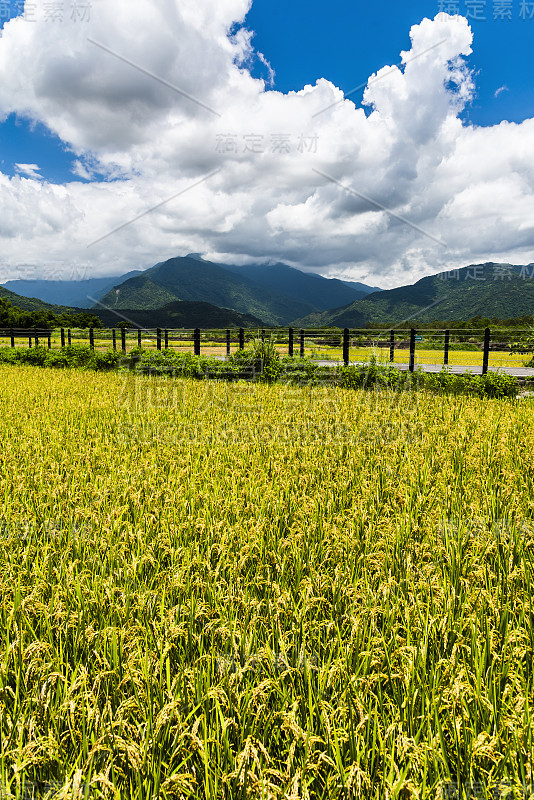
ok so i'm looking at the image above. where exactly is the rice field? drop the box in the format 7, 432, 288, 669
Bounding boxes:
303, 345, 530, 370
0, 364, 533, 799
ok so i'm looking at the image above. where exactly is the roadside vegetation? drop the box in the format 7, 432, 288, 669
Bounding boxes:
0, 341, 521, 398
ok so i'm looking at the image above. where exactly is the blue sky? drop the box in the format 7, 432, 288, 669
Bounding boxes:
0, 113, 86, 183
1, 0, 532, 184
0, 4, 77, 182
244, 0, 534, 127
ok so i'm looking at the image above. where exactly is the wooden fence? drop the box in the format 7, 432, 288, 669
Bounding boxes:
0, 325, 523, 375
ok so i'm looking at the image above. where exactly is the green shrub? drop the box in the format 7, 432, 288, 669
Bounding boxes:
55, 344, 96, 368
423, 367, 518, 398
229, 336, 282, 383
15, 346, 48, 366
424, 368, 465, 394
127, 348, 224, 379
0, 344, 520, 398
0, 347, 21, 365
337, 364, 364, 389
42, 349, 71, 368
94, 349, 122, 371
337, 357, 421, 391
470, 371, 518, 398
280, 356, 319, 384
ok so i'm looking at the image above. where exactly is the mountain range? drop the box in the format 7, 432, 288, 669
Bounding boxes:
218, 260, 379, 310
2, 272, 142, 309
0, 285, 81, 316
295, 262, 534, 327
2, 257, 378, 325
1, 257, 533, 329
94, 255, 378, 326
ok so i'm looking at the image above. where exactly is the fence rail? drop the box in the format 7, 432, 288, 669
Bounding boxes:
0, 326, 532, 374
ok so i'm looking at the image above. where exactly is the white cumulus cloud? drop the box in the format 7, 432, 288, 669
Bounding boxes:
14, 163, 42, 178
0, 2, 532, 289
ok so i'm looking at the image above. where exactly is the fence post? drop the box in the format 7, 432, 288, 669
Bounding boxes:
10, 328, 14, 348
239, 328, 245, 350
300, 329, 305, 358
482, 327, 490, 375
156, 328, 162, 351
29, 335, 32, 348
343, 328, 349, 366
34, 327, 39, 348
112, 329, 116, 351
88, 327, 94, 350
68, 329, 72, 346
288, 327, 294, 357
261, 329, 265, 342
444, 329, 450, 366
389, 329, 395, 363
226, 329, 231, 357
409, 328, 416, 373
121, 327, 126, 353
193, 328, 200, 356
47, 331, 51, 349
60, 328, 65, 348
138, 329, 142, 348
164, 329, 169, 350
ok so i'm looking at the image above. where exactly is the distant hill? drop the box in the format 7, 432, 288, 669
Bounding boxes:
2, 271, 142, 309
0, 287, 102, 328
295, 263, 534, 327
340, 279, 382, 294
0, 286, 80, 315
0, 284, 264, 329
218, 261, 379, 310
91, 300, 264, 329
96, 255, 316, 326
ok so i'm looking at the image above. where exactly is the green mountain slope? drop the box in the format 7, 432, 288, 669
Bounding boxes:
218, 261, 377, 310
0, 286, 79, 315
97, 278, 179, 312
0, 285, 264, 329
295, 263, 534, 327
92, 301, 264, 329
96, 256, 317, 325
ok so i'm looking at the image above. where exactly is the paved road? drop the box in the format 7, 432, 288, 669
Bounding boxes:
213, 355, 534, 378
314, 360, 534, 378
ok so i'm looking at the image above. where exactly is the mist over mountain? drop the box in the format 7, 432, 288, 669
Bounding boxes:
2, 272, 142, 309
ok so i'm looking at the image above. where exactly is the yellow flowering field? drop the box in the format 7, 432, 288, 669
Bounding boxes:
0, 365, 533, 799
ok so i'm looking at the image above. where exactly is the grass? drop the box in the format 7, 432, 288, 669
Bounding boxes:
0, 365, 533, 798
1, 334, 532, 371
